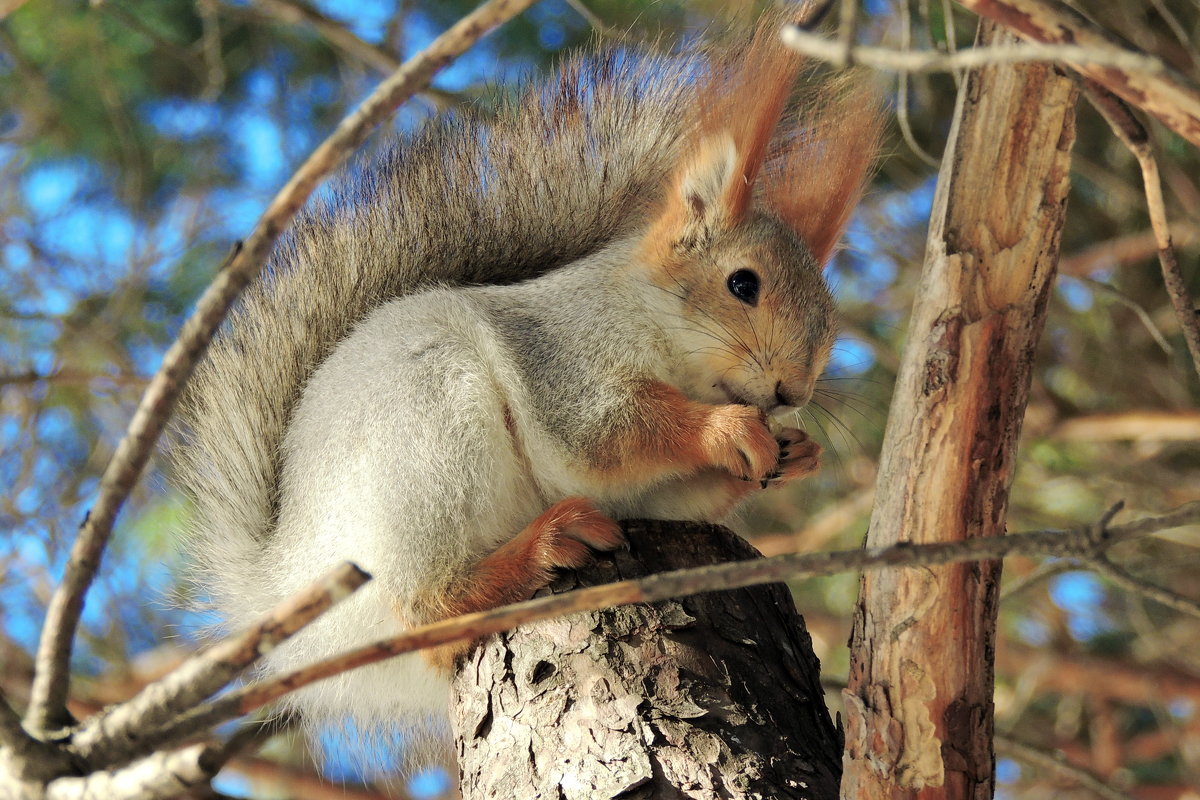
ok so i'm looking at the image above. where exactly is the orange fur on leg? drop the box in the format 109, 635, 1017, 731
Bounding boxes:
421, 497, 623, 670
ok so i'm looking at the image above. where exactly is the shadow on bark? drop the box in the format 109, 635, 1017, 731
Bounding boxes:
452, 520, 842, 799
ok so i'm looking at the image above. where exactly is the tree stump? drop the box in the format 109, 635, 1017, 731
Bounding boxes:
451, 520, 841, 799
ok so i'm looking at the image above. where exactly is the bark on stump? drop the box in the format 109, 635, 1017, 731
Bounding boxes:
451, 520, 841, 799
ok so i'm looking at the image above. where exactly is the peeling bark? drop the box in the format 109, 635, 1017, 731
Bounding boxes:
842, 22, 1079, 800
452, 521, 842, 799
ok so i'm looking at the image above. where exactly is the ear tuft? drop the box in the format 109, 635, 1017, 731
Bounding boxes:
761, 75, 885, 265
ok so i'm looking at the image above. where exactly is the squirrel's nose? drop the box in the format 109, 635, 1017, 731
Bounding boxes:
773, 382, 790, 409
771, 380, 812, 413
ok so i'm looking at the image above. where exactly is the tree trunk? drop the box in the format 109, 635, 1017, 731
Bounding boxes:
841, 23, 1079, 800
451, 520, 842, 799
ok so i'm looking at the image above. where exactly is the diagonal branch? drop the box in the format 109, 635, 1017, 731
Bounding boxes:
953, 0, 1200, 149
25, 0, 543, 735
254, 0, 401, 73
1084, 81, 1200, 382
243, 0, 466, 110
1090, 557, 1200, 620
141, 503, 1200, 752
71, 563, 370, 768
995, 734, 1134, 800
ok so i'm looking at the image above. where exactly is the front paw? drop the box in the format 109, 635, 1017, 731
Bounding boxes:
701, 405, 779, 480
762, 428, 822, 487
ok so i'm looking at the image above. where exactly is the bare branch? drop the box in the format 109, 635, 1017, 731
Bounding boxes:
895, 0, 941, 167
1000, 559, 1077, 600
999, 642, 1200, 707
72, 563, 370, 768
0, 370, 147, 388
953, 0, 1200, 149
146, 504, 1200, 748
44, 742, 230, 800
1051, 410, 1200, 443
1084, 82, 1200, 381
245, 0, 465, 110
836, 0, 858, 63
24, 0, 543, 734
995, 734, 1134, 800
225, 756, 399, 800
1079, 277, 1174, 357
0, 0, 31, 20
196, 0, 225, 100
781, 24, 1166, 75
561, 0, 628, 42
1090, 557, 1200, 620
254, 0, 401, 73
1059, 223, 1200, 276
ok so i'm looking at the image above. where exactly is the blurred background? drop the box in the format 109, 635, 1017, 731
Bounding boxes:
1, 0, 1199, 797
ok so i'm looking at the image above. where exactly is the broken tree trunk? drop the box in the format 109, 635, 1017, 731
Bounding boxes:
842, 23, 1079, 800
451, 520, 842, 800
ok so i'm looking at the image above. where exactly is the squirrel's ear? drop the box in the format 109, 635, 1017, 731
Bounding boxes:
642, 134, 740, 259
673, 135, 739, 248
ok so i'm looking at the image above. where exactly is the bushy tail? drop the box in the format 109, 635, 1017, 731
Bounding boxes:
173, 46, 706, 614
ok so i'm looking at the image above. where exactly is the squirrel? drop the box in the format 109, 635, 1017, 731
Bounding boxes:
174, 10, 881, 757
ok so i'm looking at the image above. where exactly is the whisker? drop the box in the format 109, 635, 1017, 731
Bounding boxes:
807, 399, 870, 455
796, 405, 846, 482
813, 387, 888, 417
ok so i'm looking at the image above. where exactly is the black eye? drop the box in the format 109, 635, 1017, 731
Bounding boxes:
726, 269, 760, 306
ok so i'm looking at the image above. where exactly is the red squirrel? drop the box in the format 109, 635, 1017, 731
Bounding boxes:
176, 9, 881, 756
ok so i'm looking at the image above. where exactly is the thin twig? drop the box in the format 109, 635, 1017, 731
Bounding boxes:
836, 0, 858, 64
939, 0, 963, 87
225, 756, 398, 800
0, 370, 147, 388
953, 0, 1200, 149
1078, 276, 1174, 356
1091, 557, 1200, 620
896, 0, 942, 167
1083, 81, 1200, 382
561, 0, 630, 42
255, 0, 400, 73
240, 0, 466, 111
1059, 223, 1200, 277
72, 563, 370, 768
781, 24, 1167, 74
1000, 559, 1077, 600
196, 0, 225, 100
25, 0, 543, 735
798, 0, 838, 30
146, 503, 1200, 749
995, 733, 1134, 800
